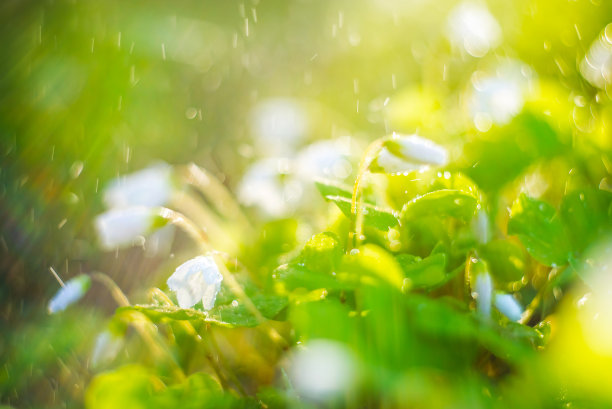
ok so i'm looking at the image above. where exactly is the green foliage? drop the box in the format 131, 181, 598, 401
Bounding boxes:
4, 0, 612, 408
396, 252, 447, 289
298, 232, 343, 274
480, 239, 526, 284
459, 113, 567, 193
508, 194, 571, 266
119, 293, 288, 328
400, 189, 478, 223
324, 195, 399, 231
560, 188, 612, 254
86, 366, 255, 409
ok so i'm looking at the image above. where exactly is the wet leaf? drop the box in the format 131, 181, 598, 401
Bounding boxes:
508, 194, 571, 266
341, 244, 405, 290
396, 252, 447, 289
560, 188, 612, 254
324, 195, 399, 231
118, 294, 288, 328
480, 239, 526, 283
400, 189, 478, 223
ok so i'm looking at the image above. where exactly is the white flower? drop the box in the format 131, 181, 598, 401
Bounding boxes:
91, 330, 123, 368
250, 98, 307, 156
289, 339, 357, 401
237, 158, 299, 218
469, 61, 535, 130
48, 275, 91, 314
103, 162, 174, 209
471, 210, 490, 244
494, 293, 523, 322
447, 2, 502, 58
473, 271, 493, 318
371, 134, 448, 174
144, 225, 175, 258
94, 207, 163, 250
167, 256, 223, 310
295, 138, 353, 181
580, 24, 612, 89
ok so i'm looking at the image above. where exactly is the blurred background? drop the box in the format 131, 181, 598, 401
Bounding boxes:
1, 0, 611, 407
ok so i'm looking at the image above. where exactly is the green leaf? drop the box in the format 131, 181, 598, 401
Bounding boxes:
386, 170, 480, 211
289, 298, 358, 343
508, 194, 571, 267
118, 294, 288, 328
325, 195, 399, 231
341, 244, 405, 290
315, 178, 354, 200
299, 232, 343, 274
560, 188, 612, 254
273, 263, 354, 292
86, 365, 161, 409
400, 189, 478, 223
396, 253, 447, 289
480, 239, 526, 284
87, 365, 255, 409
399, 295, 538, 364
459, 113, 565, 192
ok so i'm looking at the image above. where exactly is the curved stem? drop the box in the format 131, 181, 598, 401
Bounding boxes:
180, 163, 254, 234
120, 309, 186, 381
349, 139, 384, 251
206, 325, 248, 396
90, 272, 130, 307
148, 288, 230, 389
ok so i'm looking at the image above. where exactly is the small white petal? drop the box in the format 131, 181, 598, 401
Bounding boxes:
472, 210, 490, 245
250, 98, 307, 156
91, 330, 123, 367
103, 163, 174, 209
393, 135, 448, 166
144, 225, 175, 258
295, 139, 353, 181
474, 272, 493, 318
372, 134, 448, 174
167, 256, 223, 310
94, 207, 159, 250
48, 275, 91, 314
237, 158, 295, 218
373, 146, 422, 174
289, 340, 357, 401
494, 293, 523, 322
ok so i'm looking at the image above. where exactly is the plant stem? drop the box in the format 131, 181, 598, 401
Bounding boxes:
207, 325, 248, 396
181, 163, 254, 235
94, 277, 185, 380
90, 272, 130, 307
349, 139, 383, 251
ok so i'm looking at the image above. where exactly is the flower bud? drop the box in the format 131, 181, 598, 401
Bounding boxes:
494, 293, 523, 322
103, 163, 174, 209
370, 134, 448, 174
48, 275, 91, 314
94, 207, 166, 250
91, 330, 123, 368
167, 256, 223, 310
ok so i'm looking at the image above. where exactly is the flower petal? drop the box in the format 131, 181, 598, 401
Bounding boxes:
167, 256, 223, 310
48, 275, 91, 314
